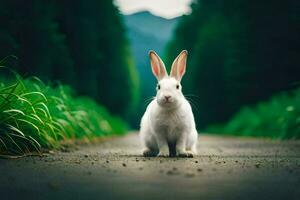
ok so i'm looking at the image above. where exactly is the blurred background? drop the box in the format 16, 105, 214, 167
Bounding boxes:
0, 0, 299, 139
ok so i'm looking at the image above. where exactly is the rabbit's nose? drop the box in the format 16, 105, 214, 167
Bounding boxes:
164, 95, 171, 100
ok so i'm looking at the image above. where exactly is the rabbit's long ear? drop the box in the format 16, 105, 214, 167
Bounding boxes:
149, 50, 167, 81
170, 50, 188, 81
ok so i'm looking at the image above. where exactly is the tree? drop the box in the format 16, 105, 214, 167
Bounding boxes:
0, 0, 139, 119
0, 0, 74, 84
166, 0, 300, 129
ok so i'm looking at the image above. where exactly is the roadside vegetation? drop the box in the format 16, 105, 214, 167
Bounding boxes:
207, 88, 300, 139
0, 68, 127, 156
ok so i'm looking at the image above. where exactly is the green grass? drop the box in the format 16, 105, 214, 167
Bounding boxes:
207, 88, 300, 139
0, 68, 127, 156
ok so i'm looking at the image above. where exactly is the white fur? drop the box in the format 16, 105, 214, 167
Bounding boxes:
140, 50, 198, 157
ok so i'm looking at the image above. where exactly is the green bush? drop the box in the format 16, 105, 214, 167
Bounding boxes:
207, 88, 300, 139
0, 69, 127, 156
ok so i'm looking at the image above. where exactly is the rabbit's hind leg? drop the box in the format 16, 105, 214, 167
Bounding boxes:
186, 147, 196, 154
186, 131, 198, 155
143, 148, 159, 157
186, 142, 197, 156
142, 133, 159, 157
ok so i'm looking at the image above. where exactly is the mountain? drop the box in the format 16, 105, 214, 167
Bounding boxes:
123, 11, 181, 127
124, 11, 179, 42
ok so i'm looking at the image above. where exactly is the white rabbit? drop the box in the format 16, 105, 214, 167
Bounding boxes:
140, 50, 198, 157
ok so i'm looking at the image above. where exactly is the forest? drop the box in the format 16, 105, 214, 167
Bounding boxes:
0, 0, 299, 155
166, 0, 300, 138
0, 0, 139, 119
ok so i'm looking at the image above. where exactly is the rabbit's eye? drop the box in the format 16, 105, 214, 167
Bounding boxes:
176, 84, 180, 89
157, 84, 160, 90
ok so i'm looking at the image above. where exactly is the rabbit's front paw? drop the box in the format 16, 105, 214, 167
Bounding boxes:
143, 148, 159, 157
158, 147, 169, 157
158, 151, 169, 157
178, 150, 194, 158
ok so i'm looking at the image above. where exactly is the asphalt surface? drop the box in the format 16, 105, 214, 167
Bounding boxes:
1, 133, 300, 200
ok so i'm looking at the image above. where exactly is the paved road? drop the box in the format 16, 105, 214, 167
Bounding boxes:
1, 133, 300, 200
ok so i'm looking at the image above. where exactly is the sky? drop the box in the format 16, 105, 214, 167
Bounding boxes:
114, 0, 193, 19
